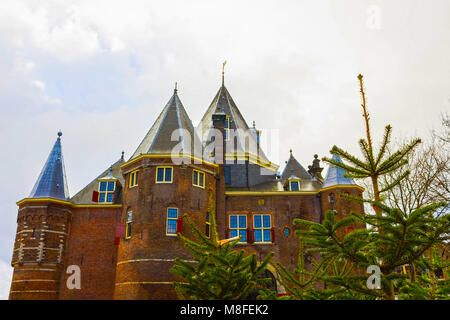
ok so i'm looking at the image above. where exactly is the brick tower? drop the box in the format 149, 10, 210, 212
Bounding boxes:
10, 132, 71, 300
319, 154, 365, 236
114, 87, 218, 299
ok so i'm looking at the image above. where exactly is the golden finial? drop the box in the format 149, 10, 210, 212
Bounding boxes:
222, 60, 227, 86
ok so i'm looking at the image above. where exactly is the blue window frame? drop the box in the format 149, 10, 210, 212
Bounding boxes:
166, 208, 178, 235
229, 214, 247, 242
253, 214, 272, 243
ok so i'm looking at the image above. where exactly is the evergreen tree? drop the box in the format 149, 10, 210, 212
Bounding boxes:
258, 239, 329, 300
292, 74, 449, 300
170, 211, 274, 300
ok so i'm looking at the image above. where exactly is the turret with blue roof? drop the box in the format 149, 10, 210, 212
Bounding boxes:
29, 131, 69, 200
322, 154, 357, 189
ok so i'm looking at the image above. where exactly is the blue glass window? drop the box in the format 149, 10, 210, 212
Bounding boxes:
157, 168, 164, 182
254, 215, 262, 228
263, 215, 271, 228
166, 208, 178, 235
106, 193, 114, 202
167, 220, 177, 234
239, 230, 247, 242
283, 227, 291, 237
165, 168, 172, 181
229, 214, 247, 242
239, 216, 247, 228
290, 181, 299, 191
98, 179, 116, 203
253, 214, 272, 243
263, 229, 271, 242
99, 182, 107, 191
224, 166, 230, 184
193, 171, 198, 185
107, 181, 115, 191
168, 208, 178, 218
230, 215, 237, 228
254, 229, 262, 242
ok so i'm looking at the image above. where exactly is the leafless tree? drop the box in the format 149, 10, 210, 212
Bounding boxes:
378, 113, 449, 217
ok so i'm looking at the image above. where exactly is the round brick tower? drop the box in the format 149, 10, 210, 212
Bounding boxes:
10, 132, 71, 300
113, 88, 219, 299
320, 154, 365, 236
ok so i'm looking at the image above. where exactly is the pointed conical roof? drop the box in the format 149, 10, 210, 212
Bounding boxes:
281, 150, 312, 182
322, 154, 356, 188
198, 84, 270, 162
130, 88, 202, 160
29, 131, 69, 200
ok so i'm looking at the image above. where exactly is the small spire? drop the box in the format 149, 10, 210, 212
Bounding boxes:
290, 149, 293, 156
222, 60, 227, 86
121, 151, 125, 160
174, 82, 178, 94
252, 121, 256, 129
57, 130, 62, 139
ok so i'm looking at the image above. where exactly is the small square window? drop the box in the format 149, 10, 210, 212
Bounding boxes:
193, 170, 205, 188
290, 181, 299, 191
156, 167, 173, 183
99, 182, 107, 192
98, 180, 115, 203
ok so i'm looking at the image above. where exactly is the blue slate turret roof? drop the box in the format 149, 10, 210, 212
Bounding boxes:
29, 132, 69, 200
322, 154, 356, 188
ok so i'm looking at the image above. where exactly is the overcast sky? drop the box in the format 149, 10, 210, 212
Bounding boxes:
0, 0, 449, 299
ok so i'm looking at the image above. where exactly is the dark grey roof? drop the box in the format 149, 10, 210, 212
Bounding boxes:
130, 89, 203, 160
281, 151, 313, 182
198, 84, 271, 163
322, 154, 357, 188
70, 156, 125, 204
29, 132, 69, 200
226, 178, 322, 192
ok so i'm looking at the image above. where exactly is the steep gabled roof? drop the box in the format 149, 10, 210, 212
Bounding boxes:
130, 88, 202, 160
70, 155, 125, 204
29, 132, 69, 200
281, 151, 313, 182
322, 154, 356, 188
198, 84, 271, 163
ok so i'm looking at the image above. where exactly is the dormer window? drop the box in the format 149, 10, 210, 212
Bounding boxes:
289, 180, 300, 191
98, 180, 115, 203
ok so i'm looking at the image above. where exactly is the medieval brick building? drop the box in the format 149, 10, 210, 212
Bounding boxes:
9, 77, 364, 300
